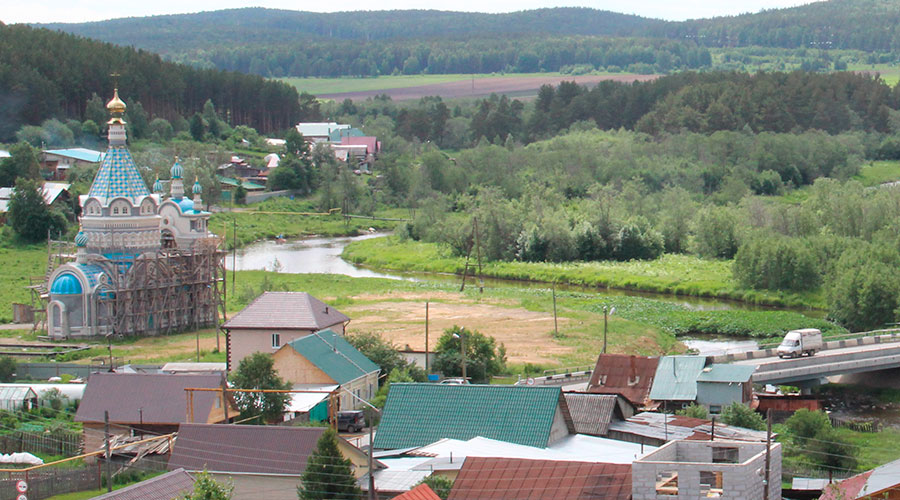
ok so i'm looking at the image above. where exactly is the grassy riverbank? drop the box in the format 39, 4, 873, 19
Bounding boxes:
209, 198, 408, 249
342, 236, 827, 309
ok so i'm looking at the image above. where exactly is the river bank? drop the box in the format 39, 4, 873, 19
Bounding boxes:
341, 235, 827, 310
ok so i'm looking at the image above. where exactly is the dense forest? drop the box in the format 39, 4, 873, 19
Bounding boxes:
0, 24, 307, 141
36, 1, 900, 77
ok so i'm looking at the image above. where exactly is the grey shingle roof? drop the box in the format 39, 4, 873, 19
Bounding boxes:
168, 424, 326, 475
74, 373, 225, 425
563, 393, 619, 436
90, 468, 195, 500
222, 292, 349, 330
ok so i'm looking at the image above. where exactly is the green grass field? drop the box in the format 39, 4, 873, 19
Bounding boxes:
847, 63, 900, 87
341, 236, 826, 309
853, 160, 900, 187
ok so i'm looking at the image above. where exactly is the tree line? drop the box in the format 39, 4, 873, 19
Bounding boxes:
0, 24, 305, 141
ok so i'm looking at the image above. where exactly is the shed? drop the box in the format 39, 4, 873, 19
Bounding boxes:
696, 364, 756, 413
649, 356, 708, 408
374, 384, 575, 450
562, 392, 633, 436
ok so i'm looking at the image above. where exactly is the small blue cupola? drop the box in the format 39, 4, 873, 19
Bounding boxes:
50, 273, 83, 295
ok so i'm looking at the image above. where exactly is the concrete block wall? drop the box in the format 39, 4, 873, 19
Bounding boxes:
633, 440, 782, 500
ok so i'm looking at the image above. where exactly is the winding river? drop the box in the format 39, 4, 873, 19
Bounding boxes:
226, 233, 828, 354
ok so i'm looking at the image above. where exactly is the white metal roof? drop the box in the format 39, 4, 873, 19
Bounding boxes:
287, 384, 338, 413
401, 434, 653, 466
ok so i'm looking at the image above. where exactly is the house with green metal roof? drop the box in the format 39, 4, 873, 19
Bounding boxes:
696, 364, 755, 414
272, 329, 379, 411
373, 383, 575, 450
648, 356, 708, 410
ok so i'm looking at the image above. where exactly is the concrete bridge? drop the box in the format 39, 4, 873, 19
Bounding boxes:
717, 330, 900, 385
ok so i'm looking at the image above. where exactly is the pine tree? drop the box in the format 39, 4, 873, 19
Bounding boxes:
297, 429, 362, 500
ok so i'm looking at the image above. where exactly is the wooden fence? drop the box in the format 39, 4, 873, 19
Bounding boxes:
0, 431, 82, 457
0, 465, 99, 500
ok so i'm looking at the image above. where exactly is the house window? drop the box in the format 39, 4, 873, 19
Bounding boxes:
655, 471, 678, 496
271, 333, 281, 348
712, 447, 739, 464
699, 471, 723, 497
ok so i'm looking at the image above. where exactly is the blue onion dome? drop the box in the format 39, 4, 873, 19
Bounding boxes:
170, 159, 184, 179
192, 177, 202, 195
51, 273, 82, 295
178, 198, 194, 213
153, 178, 164, 193
74, 231, 88, 248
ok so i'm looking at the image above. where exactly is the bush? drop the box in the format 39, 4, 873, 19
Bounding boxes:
826, 244, 900, 331
720, 402, 765, 430
433, 325, 506, 383
676, 404, 708, 419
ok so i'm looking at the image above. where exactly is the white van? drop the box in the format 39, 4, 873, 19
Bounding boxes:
777, 328, 823, 359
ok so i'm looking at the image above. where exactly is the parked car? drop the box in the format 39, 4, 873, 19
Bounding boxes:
337, 410, 365, 433
777, 328, 823, 358
439, 378, 470, 385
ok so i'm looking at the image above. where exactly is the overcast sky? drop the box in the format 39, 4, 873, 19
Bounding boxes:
3, 0, 817, 25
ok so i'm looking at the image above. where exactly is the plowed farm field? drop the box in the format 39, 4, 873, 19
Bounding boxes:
297, 73, 660, 101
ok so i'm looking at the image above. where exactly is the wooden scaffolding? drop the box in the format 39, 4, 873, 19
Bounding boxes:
38, 237, 225, 338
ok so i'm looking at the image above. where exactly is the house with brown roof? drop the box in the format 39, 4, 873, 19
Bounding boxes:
74, 373, 234, 453
223, 292, 350, 370
448, 457, 632, 500
169, 423, 379, 500
819, 456, 900, 499
606, 412, 768, 447
587, 354, 658, 409
90, 468, 196, 500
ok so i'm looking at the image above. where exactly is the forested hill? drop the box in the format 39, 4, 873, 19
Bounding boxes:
34, 1, 900, 78
39, 8, 660, 51
650, 0, 900, 52
0, 24, 304, 141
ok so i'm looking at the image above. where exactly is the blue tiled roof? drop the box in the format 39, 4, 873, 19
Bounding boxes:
73, 264, 105, 288
87, 146, 150, 202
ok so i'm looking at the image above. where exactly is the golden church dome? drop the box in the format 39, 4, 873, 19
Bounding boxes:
106, 88, 127, 114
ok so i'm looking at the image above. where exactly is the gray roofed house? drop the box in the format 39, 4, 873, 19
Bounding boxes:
223, 292, 350, 370
90, 468, 195, 500
562, 393, 634, 436
75, 373, 234, 453
649, 356, 709, 407
169, 423, 379, 500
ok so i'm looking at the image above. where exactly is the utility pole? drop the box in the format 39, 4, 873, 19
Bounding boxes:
104, 410, 112, 493
764, 409, 772, 500
552, 285, 558, 337
460, 331, 467, 381
603, 306, 609, 354
368, 408, 376, 500
425, 301, 430, 373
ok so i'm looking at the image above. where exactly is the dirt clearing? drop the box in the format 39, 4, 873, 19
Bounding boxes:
319, 74, 660, 102
343, 296, 573, 364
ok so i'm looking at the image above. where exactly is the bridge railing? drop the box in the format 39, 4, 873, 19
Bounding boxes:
709, 328, 900, 363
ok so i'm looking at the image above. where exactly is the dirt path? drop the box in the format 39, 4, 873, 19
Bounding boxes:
343, 292, 573, 364
319, 74, 660, 102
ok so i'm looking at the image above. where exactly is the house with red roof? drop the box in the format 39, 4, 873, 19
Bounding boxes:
448, 457, 632, 500
819, 457, 900, 499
